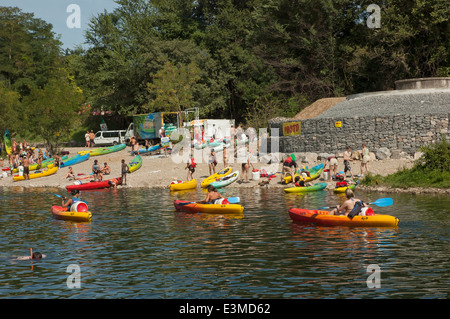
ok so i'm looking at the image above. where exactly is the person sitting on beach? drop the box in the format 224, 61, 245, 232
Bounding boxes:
101, 162, 111, 175
200, 185, 229, 204
62, 166, 75, 180
294, 176, 310, 187
330, 189, 367, 216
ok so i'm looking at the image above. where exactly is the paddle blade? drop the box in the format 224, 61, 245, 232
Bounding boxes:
52, 193, 62, 198
227, 197, 240, 204
370, 198, 393, 207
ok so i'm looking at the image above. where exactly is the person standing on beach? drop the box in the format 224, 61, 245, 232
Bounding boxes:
208, 149, 217, 175
223, 144, 229, 167
360, 143, 370, 176
324, 155, 338, 181
343, 146, 355, 180
92, 159, 101, 182
22, 155, 30, 180
85, 131, 90, 147
121, 159, 129, 185
37, 147, 44, 168
89, 130, 95, 147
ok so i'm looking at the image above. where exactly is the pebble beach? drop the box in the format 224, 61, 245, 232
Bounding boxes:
1, 145, 433, 193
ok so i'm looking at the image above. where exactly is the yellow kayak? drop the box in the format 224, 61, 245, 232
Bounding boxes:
201, 167, 232, 188
333, 182, 358, 193
51, 206, 92, 222
13, 166, 58, 181
169, 179, 197, 191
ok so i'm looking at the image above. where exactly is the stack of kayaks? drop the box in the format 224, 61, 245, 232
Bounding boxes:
169, 179, 197, 191
13, 166, 58, 181
284, 182, 327, 193
201, 167, 232, 188
12, 155, 67, 173
174, 200, 244, 214
333, 180, 360, 193
51, 206, 92, 222
60, 153, 90, 167
66, 177, 122, 191
128, 155, 142, 173
78, 143, 126, 157
210, 171, 239, 188
288, 208, 399, 227
283, 163, 324, 184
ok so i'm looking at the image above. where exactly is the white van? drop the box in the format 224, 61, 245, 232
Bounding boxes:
93, 130, 127, 146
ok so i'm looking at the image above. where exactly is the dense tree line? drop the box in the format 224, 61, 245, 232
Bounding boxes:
1, 0, 449, 147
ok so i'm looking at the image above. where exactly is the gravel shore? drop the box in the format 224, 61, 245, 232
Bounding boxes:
0, 145, 425, 192
316, 89, 450, 119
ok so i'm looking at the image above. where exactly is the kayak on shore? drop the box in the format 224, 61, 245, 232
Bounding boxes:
60, 153, 90, 168
128, 155, 142, 173
13, 166, 58, 182
210, 171, 239, 188
78, 143, 126, 157
288, 208, 399, 227
284, 182, 327, 193
201, 167, 232, 188
169, 179, 197, 191
66, 177, 122, 191
174, 200, 244, 214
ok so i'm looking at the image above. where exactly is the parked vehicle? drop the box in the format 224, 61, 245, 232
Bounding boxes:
93, 130, 127, 146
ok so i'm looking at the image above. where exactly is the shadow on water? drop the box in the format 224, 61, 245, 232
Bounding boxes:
0, 186, 448, 298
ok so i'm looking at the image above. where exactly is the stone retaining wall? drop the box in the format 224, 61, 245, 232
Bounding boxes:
268, 113, 450, 156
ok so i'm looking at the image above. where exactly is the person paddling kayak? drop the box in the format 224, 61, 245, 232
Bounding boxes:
62, 190, 83, 211
200, 185, 229, 204
330, 189, 367, 216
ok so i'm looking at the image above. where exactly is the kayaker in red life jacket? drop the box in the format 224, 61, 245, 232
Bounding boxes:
335, 174, 348, 188
281, 154, 298, 184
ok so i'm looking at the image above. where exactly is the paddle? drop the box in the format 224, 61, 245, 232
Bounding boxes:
320, 197, 393, 210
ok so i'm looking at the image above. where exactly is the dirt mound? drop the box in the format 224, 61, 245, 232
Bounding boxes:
293, 97, 346, 120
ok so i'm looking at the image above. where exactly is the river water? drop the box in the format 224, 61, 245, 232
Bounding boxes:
0, 186, 448, 299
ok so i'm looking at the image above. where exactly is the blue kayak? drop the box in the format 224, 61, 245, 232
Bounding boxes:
60, 153, 90, 167
138, 144, 160, 154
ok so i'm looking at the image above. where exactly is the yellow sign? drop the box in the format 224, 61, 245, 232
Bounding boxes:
335, 121, 342, 128
282, 121, 301, 136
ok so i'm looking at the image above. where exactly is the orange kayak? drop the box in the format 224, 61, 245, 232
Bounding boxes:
289, 208, 399, 227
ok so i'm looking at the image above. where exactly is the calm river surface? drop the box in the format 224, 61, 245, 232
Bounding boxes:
0, 186, 448, 299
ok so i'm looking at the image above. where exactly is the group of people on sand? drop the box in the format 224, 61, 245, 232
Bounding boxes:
85, 130, 96, 148
324, 144, 370, 181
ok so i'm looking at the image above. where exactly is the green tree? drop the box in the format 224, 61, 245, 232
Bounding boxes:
22, 71, 84, 153
146, 61, 201, 112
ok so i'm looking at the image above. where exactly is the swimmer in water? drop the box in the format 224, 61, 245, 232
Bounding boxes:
16, 251, 46, 260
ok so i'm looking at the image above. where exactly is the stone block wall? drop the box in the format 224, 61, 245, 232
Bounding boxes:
268, 113, 450, 155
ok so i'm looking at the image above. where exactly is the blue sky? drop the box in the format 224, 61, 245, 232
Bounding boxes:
0, 0, 119, 49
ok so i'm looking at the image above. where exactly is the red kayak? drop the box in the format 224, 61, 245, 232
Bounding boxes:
66, 177, 122, 192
